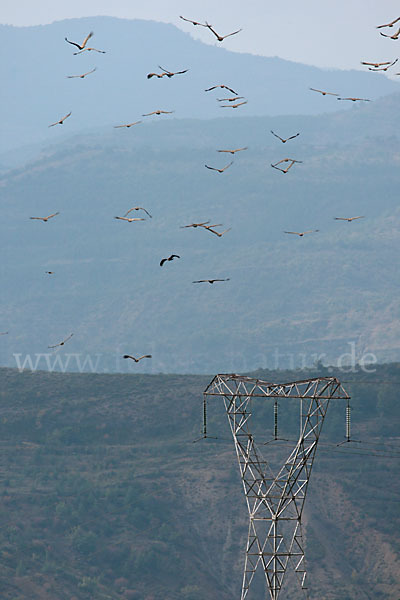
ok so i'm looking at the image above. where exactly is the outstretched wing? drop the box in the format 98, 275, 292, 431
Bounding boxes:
62, 333, 74, 344
64, 37, 81, 49
81, 31, 94, 48
271, 130, 284, 142
221, 29, 242, 39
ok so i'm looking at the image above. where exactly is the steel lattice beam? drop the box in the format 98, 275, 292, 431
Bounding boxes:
203, 374, 349, 600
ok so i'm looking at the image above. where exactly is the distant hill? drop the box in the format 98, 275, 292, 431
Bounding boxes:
0, 92, 399, 373
0, 16, 399, 155
0, 365, 399, 599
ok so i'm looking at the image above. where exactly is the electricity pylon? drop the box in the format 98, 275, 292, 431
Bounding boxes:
203, 374, 350, 599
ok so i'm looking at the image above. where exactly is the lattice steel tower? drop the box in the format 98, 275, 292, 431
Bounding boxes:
202, 374, 350, 600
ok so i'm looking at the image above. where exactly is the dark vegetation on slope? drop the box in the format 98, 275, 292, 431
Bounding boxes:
0, 364, 399, 599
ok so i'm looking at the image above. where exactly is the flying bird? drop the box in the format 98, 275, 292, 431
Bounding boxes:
48, 112, 71, 127
361, 60, 394, 67
114, 216, 145, 222
192, 278, 230, 284
65, 31, 93, 50
123, 354, 152, 362
180, 221, 211, 228
220, 101, 247, 108
379, 27, 400, 39
45, 271, 54, 275
205, 85, 238, 95
0, 331, 8, 336
205, 161, 233, 173
271, 130, 300, 143
217, 96, 245, 102
48, 333, 74, 349
368, 59, 398, 71
334, 216, 365, 222
160, 254, 180, 266
158, 66, 189, 78
73, 47, 105, 55
337, 97, 371, 102
179, 16, 209, 27
30, 212, 60, 222
142, 110, 174, 116
376, 17, 400, 28
309, 88, 339, 96
203, 225, 231, 237
271, 159, 302, 174
284, 230, 319, 237
114, 121, 142, 128
205, 22, 242, 42
124, 207, 152, 218
217, 147, 247, 154
66, 68, 97, 79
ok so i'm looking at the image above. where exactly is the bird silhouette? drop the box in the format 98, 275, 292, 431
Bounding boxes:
361, 60, 394, 67
376, 17, 400, 28
114, 121, 142, 128
271, 158, 302, 174
220, 101, 247, 108
123, 354, 152, 362
379, 27, 400, 39
367, 59, 398, 71
142, 110, 174, 116
30, 212, 60, 222
158, 66, 189, 78
203, 225, 231, 237
337, 97, 371, 102
217, 147, 247, 154
48, 112, 71, 127
45, 271, 54, 275
205, 161, 233, 173
334, 216, 365, 222
48, 333, 74, 349
309, 88, 339, 96
205, 85, 237, 95
67, 68, 97, 79
284, 230, 319, 237
205, 22, 242, 42
271, 130, 300, 143
160, 254, 180, 266
114, 216, 145, 222
180, 221, 211, 229
0, 331, 9, 336
192, 278, 230, 284
217, 96, 245, 102
124, 207, 152, 218
65, 31, 93, 50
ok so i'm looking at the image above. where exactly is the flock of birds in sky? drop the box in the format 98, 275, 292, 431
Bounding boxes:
2, 14, 399, 359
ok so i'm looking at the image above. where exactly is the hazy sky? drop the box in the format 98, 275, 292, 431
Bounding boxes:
1, 0, 400, 71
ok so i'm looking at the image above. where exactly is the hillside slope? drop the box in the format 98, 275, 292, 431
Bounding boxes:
1, 95, 399, 373
0, 365, 399, 599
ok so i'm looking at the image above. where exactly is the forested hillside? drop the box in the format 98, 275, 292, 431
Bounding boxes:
0, 365, 399, 599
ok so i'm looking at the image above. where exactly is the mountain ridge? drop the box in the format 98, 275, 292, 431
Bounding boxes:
1, 15, 399, 154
